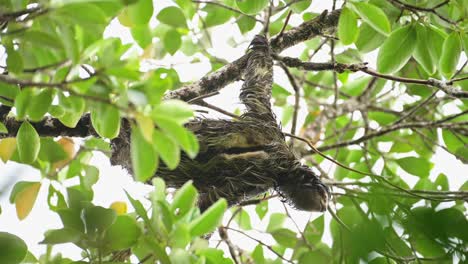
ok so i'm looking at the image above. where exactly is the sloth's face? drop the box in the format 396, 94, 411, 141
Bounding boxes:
279, 167, 330, 212
289, 182, 329, 212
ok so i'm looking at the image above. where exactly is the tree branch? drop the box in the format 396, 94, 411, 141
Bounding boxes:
164, 9, 341, 102
275, 56, 468, 98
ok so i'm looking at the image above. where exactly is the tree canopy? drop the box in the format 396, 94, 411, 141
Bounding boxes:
0, 0, 467, 263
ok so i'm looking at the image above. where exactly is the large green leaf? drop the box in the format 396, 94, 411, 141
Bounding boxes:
157, 6, 187, 28
235, 0, 268, 15
163, 29, 182, 55
413, 24, 436, 74
153, 130, 180, 170
127, 0, 153, 25
104, 215, 142, 250
40, 228, 82, 244
171, 181, 198, 218
377, 25, 417, 74
90, 103, 121, 139
189, 199, 227, 237
82, 206, 117, 236
439, 31, 462, 79
338, 7, 359, 45
355, 22, 386, 53
17, 121, 40, 164
397, 157, 433, 178
0, 232, 27, 264
350, 2, 391, 36
131, 125, 159, 182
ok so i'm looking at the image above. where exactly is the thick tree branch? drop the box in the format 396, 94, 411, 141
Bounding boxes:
0, 110, 96, 139
164, 9, 341, 102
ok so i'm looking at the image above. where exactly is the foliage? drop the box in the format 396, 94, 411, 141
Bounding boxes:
0, 0, 467, 263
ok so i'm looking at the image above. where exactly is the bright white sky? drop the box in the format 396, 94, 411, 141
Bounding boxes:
0, 0, 467, 262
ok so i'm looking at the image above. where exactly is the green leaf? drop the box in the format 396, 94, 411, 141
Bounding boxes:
170, 248, 192, 264
22, 30, 63, 50
157, 6, 187, 28
104, 215, 142, 250
266, 213, 285, 232
462, 32, 468, 59
189, 199, 227, 237
338, 7, 359, 45
377, 25, 417, 74
153, 100, 194, 125
153, 117, 199, 159
6, 47, 24, 74
127, 0, 153, 25
91, 103, 121, 139
66, 187, 92, 211
237, 15, 256, 34
0, 232, 27, 264
288, 0, 312, 13
397, 157, 433, 178
235, 0, 268, 15
163, 29, 182, 55
204, 5, 232, 27
14, 89, 32, 120
27, 89, 54, 121
439, 31, 462, 79
125, 191, 151, 224
169, 224, 191, 249
0, 82, 19, 105
234, 208, 252, 230
255, 200, 268, 220
171, 181, 198, 218
131, 25, 152, 49
413, 24, 436, 75
17, 121, 40, 164
82, 206, 117, 236
131, 125, 159, 182
57, 209, 85, 232
355, 22, 386, 53
40, 228, 82, 244
153, 129, 180, 170
38, 138, 68, 163
55, 3, 108, 25
368, 111, 397, 126
271, 228, 297, 248
251, 244, 265, 264
57, 94, 86, 128
9, 181, 36, 204
304, 215, 324, 244
427, 26, 446, 68
350, 2, 391, 36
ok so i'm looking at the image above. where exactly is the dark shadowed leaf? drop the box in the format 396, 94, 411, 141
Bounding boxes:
0, 232, 27, 264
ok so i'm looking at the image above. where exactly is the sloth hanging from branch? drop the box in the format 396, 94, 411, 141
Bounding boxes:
111, 35, 330, 212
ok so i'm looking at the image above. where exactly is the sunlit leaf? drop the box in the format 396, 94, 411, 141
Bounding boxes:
189, 199, 227, 237
0, 138, 16, 163
350, 2, 391, 36
13, 182, 41, 220
157, 6, 187, 28
377, 25, 416, 74
338, 7, 359, 45
17, 121, 40, 164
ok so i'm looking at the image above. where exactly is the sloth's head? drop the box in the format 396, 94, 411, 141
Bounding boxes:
278, 166, 330, 212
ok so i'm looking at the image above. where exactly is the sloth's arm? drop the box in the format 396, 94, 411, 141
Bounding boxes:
239, 35, 275, 122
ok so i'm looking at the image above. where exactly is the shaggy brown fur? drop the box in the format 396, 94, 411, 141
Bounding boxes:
111, 35, 330, 212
